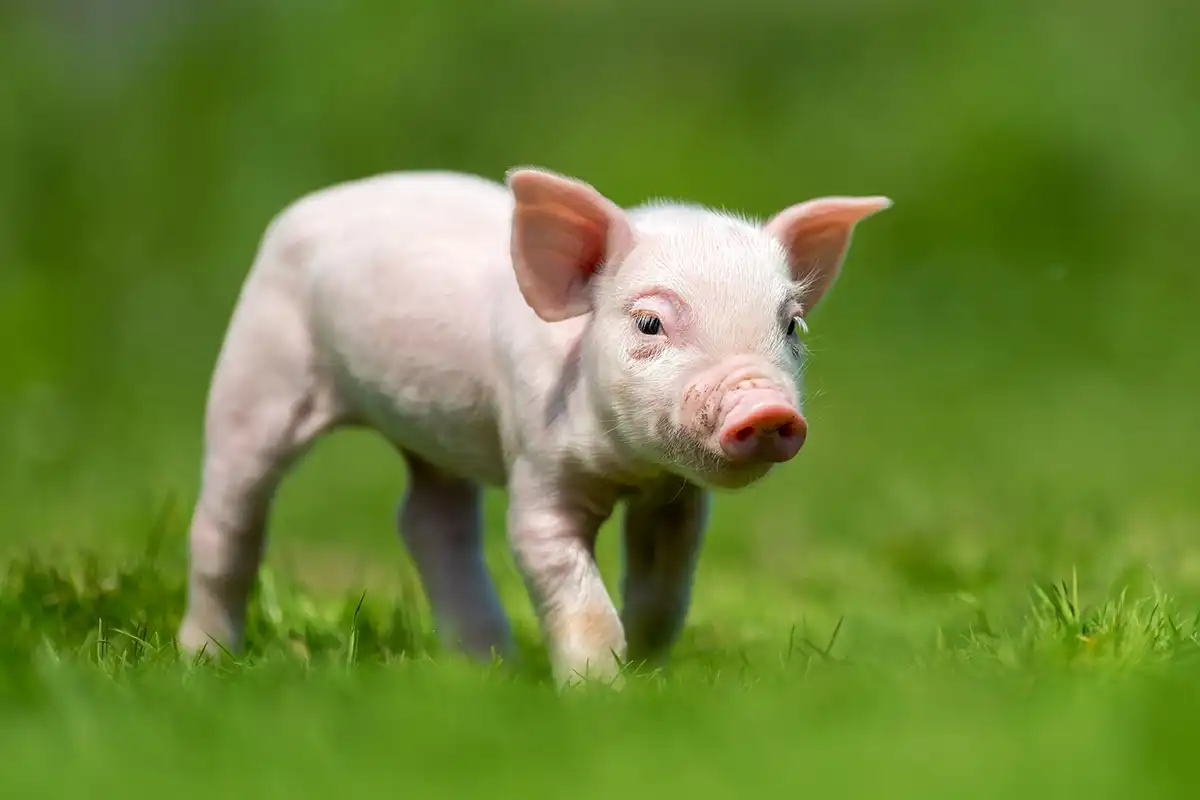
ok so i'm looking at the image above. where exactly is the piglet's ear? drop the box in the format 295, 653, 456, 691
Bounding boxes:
506, 167, 634, 323
764, 195, 892, 314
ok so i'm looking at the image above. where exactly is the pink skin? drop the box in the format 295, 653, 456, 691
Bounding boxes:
176, 166, 891, 689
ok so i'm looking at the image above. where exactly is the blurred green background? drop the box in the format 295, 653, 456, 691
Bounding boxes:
2, 0, 1198, 651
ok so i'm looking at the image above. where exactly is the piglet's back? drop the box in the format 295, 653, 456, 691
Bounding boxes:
258, 170, 519, 484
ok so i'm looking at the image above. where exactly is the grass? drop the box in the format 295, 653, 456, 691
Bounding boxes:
4, 494, 1200, 797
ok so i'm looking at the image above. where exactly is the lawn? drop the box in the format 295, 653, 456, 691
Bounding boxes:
3, 1, 1200, 796
3, 507, 1200, 797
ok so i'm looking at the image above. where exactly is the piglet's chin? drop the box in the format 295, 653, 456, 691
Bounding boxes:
691, 461, 776, 491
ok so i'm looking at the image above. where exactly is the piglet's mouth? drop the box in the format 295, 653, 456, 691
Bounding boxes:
715, 390, 807, 465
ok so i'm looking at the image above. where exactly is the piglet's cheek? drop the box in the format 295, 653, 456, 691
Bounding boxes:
628, 341, 663, 361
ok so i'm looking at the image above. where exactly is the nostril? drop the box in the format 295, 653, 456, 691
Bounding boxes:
717, 393, 806, 463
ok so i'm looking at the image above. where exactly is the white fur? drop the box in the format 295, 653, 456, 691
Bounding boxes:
177, 168, 889, 686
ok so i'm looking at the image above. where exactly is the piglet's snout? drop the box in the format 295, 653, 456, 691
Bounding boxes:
717, 390, 807, 464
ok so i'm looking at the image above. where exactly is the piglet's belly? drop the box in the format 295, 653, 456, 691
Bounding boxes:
341, 373, 509, 486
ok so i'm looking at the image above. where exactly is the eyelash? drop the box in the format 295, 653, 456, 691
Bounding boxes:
635, 315, 663, 336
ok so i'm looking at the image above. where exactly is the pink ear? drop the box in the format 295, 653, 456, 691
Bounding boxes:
506, 167, 633, 322
764, 195, 892, 314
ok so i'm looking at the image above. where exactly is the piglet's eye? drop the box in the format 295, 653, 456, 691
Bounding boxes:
786, 316, 808, 337
635, 315, 663, 336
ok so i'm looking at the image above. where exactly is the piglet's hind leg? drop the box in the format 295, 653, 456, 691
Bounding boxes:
398, 451, 514, 663
179, 276, 343, 658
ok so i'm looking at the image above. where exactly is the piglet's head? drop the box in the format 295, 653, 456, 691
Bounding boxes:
507, 166, 890, 490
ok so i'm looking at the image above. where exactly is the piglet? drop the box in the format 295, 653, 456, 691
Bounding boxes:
177, 166, 890, 686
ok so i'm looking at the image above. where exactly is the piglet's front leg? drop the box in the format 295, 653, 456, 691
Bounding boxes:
620, 480, 709, 666
506, 462, 626, 688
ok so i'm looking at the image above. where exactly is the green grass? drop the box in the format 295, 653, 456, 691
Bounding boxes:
4, 498, 1200, 797
6, 634, 1198, 798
